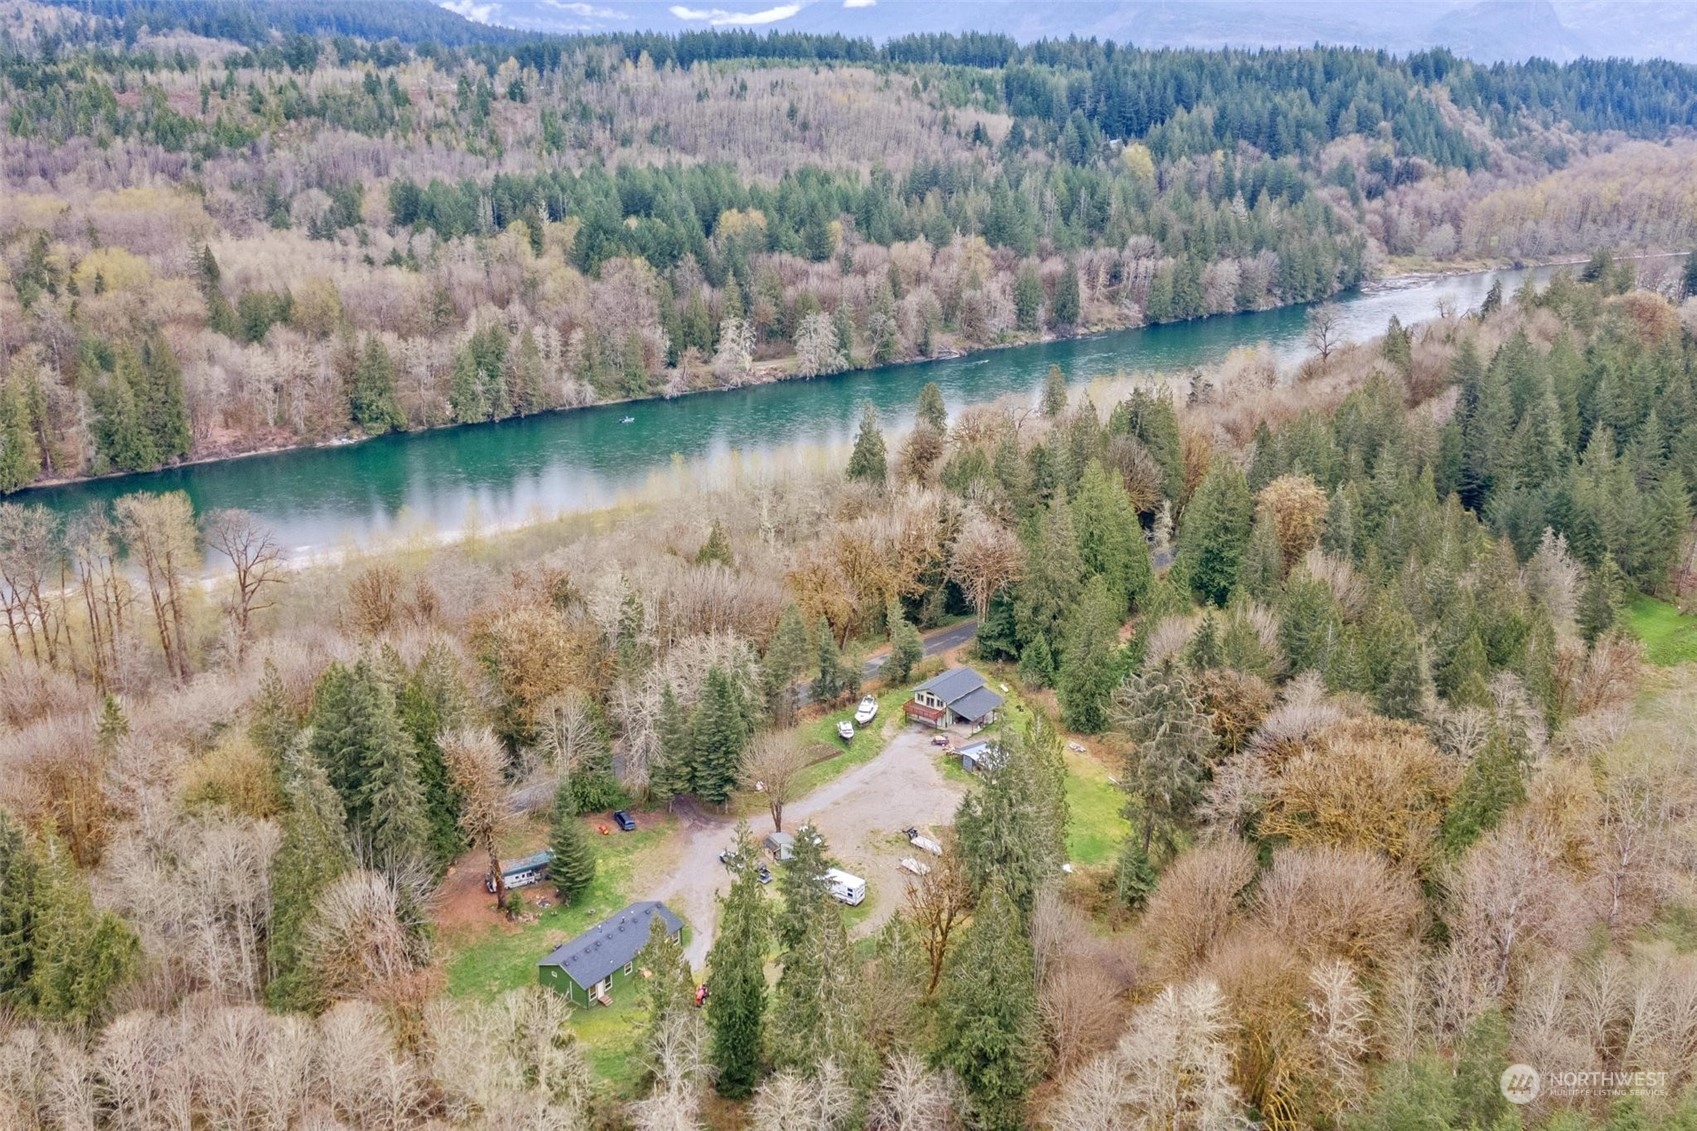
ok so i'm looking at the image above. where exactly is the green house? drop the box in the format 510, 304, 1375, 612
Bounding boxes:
538, 901, 685, 1007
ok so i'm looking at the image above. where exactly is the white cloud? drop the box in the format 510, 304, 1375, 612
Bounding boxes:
440, 0, 499, 24
668, 3, 803, 26
843, 0, 875, 7
539, 0, 626, 17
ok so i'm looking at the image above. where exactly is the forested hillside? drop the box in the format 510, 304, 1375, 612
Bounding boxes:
1, 250, 1696, 1126
0, 0, 1695, 490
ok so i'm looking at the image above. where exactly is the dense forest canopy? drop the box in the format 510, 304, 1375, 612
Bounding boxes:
0, 0, 1695, 489
2, 3, 1697, 1129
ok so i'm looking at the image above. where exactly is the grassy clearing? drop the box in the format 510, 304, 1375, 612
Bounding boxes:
791, 686, 918, 796
568, 987, 650, 1094
442, 822, 670, 1002
1628, 596, 1697, 667
1064, 750, 1130, 868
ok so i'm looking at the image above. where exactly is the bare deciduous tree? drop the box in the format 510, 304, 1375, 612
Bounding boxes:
304, 870, 428, 1005
904, 834, 973, 999
740, 731, 810, 833
114, 491, 198, 682
1304, 303, 1343, 370
946, 512, 1023, 617
869, 1052, 961, 1131
204, 509, 284, 658
441, 726, 511, 911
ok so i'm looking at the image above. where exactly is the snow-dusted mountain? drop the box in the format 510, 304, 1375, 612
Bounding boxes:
444, 0, 1697, 64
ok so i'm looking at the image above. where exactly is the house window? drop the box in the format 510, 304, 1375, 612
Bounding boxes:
624, 962, 634, 975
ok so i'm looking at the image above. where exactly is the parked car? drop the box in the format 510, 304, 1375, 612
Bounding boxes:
611, 810, 637, 831
756, 864, 773, 885
854, 695, 878, 726
836, 720, 855, 741
718, 846, 740, 868
929, 734, 951, 747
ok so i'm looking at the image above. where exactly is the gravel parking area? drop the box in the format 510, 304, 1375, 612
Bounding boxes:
641, 727, 969, 967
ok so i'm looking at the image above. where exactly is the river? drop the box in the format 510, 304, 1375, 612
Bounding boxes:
22, 266, 1545, 556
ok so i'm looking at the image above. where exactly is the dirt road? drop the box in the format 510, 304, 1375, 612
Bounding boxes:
641, 728, 968, 968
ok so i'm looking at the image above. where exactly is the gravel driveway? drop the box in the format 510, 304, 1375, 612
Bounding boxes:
642, 728, 968, 968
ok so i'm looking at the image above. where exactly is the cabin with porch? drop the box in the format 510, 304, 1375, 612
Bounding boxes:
904, 666, 1004, 730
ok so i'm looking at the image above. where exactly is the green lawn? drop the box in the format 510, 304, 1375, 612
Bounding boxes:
443, 823, 669, 1002
1628, 596, 1697, 666
1064, 751, 1130, 867
568, 989, 650, 1094
791, 686, 920, 796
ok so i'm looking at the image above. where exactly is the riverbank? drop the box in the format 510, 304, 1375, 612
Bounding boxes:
16, 265, 1543, 554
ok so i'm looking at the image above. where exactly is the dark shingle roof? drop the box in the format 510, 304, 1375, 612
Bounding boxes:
500, 850, 553, 876
540, 901, 682, 991
914, 666, 988, 705
949, 685, 1004, 722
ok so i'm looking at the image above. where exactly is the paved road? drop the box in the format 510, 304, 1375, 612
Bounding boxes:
863, 617, 978, 678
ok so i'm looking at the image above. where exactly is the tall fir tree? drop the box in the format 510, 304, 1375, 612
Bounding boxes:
934, 880, 1038, 1131
762, 605, 811, 725
692, 666, 750, 806
1175, 460, 1254, 606
1057, 576, 1123, 733
1072, 459, 1153, 613
0, 808, 39, 1008
916, 381, 948, 432
707, 823, 769, 1099
650, 684, 696, 804
845, 402, 887, 487
266, 743, 354, 1011
26, 831, 138, 1024
349, 334, 405, 434
308, 658, 430, 869
548, 776, 598, 905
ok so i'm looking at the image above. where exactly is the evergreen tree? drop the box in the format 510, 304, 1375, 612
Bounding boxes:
266, 743, 354, 1011
549, 777, 598, 905
695, 518, 734, 568
1072, 460, 1152, 613
140, 335, 191, 462
348, 335, 404, 434
392, 644, 468, 873
1578, 555, 1626, 645
1049, 264, 1080, 331
1278, 570, 1343, 676
707, 823, 769, 1099
775, 822, 832, 953
886, 606, 925, 683
1041, 364, 1068, 417
1018, 633, 1056, 688
770, 881, 872, 1083
1057, 576, 1122, 733
1175, 460, 1254, 606
916, 381, 948, 432
650, 684, 696, 804
1112, 662, 1215, 858
934, 880, 1037, 1131
635, 913, 696, 1086
1013, 264, 1044, 332
508, 327, 545, 415
1014, 499, 1085, 652
953, 720, 1067, 918
0, 380, 41, 493
846, 402, 887, 487
761, 605, 811, 725
692, 666, 750, 806
1371, 606, 1427, 720
308, 658, 430, 869
0, 809, 39, 1008
1441, 727, 1526, 856
27, 832, 138, 1024
812, 616, 855, 705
